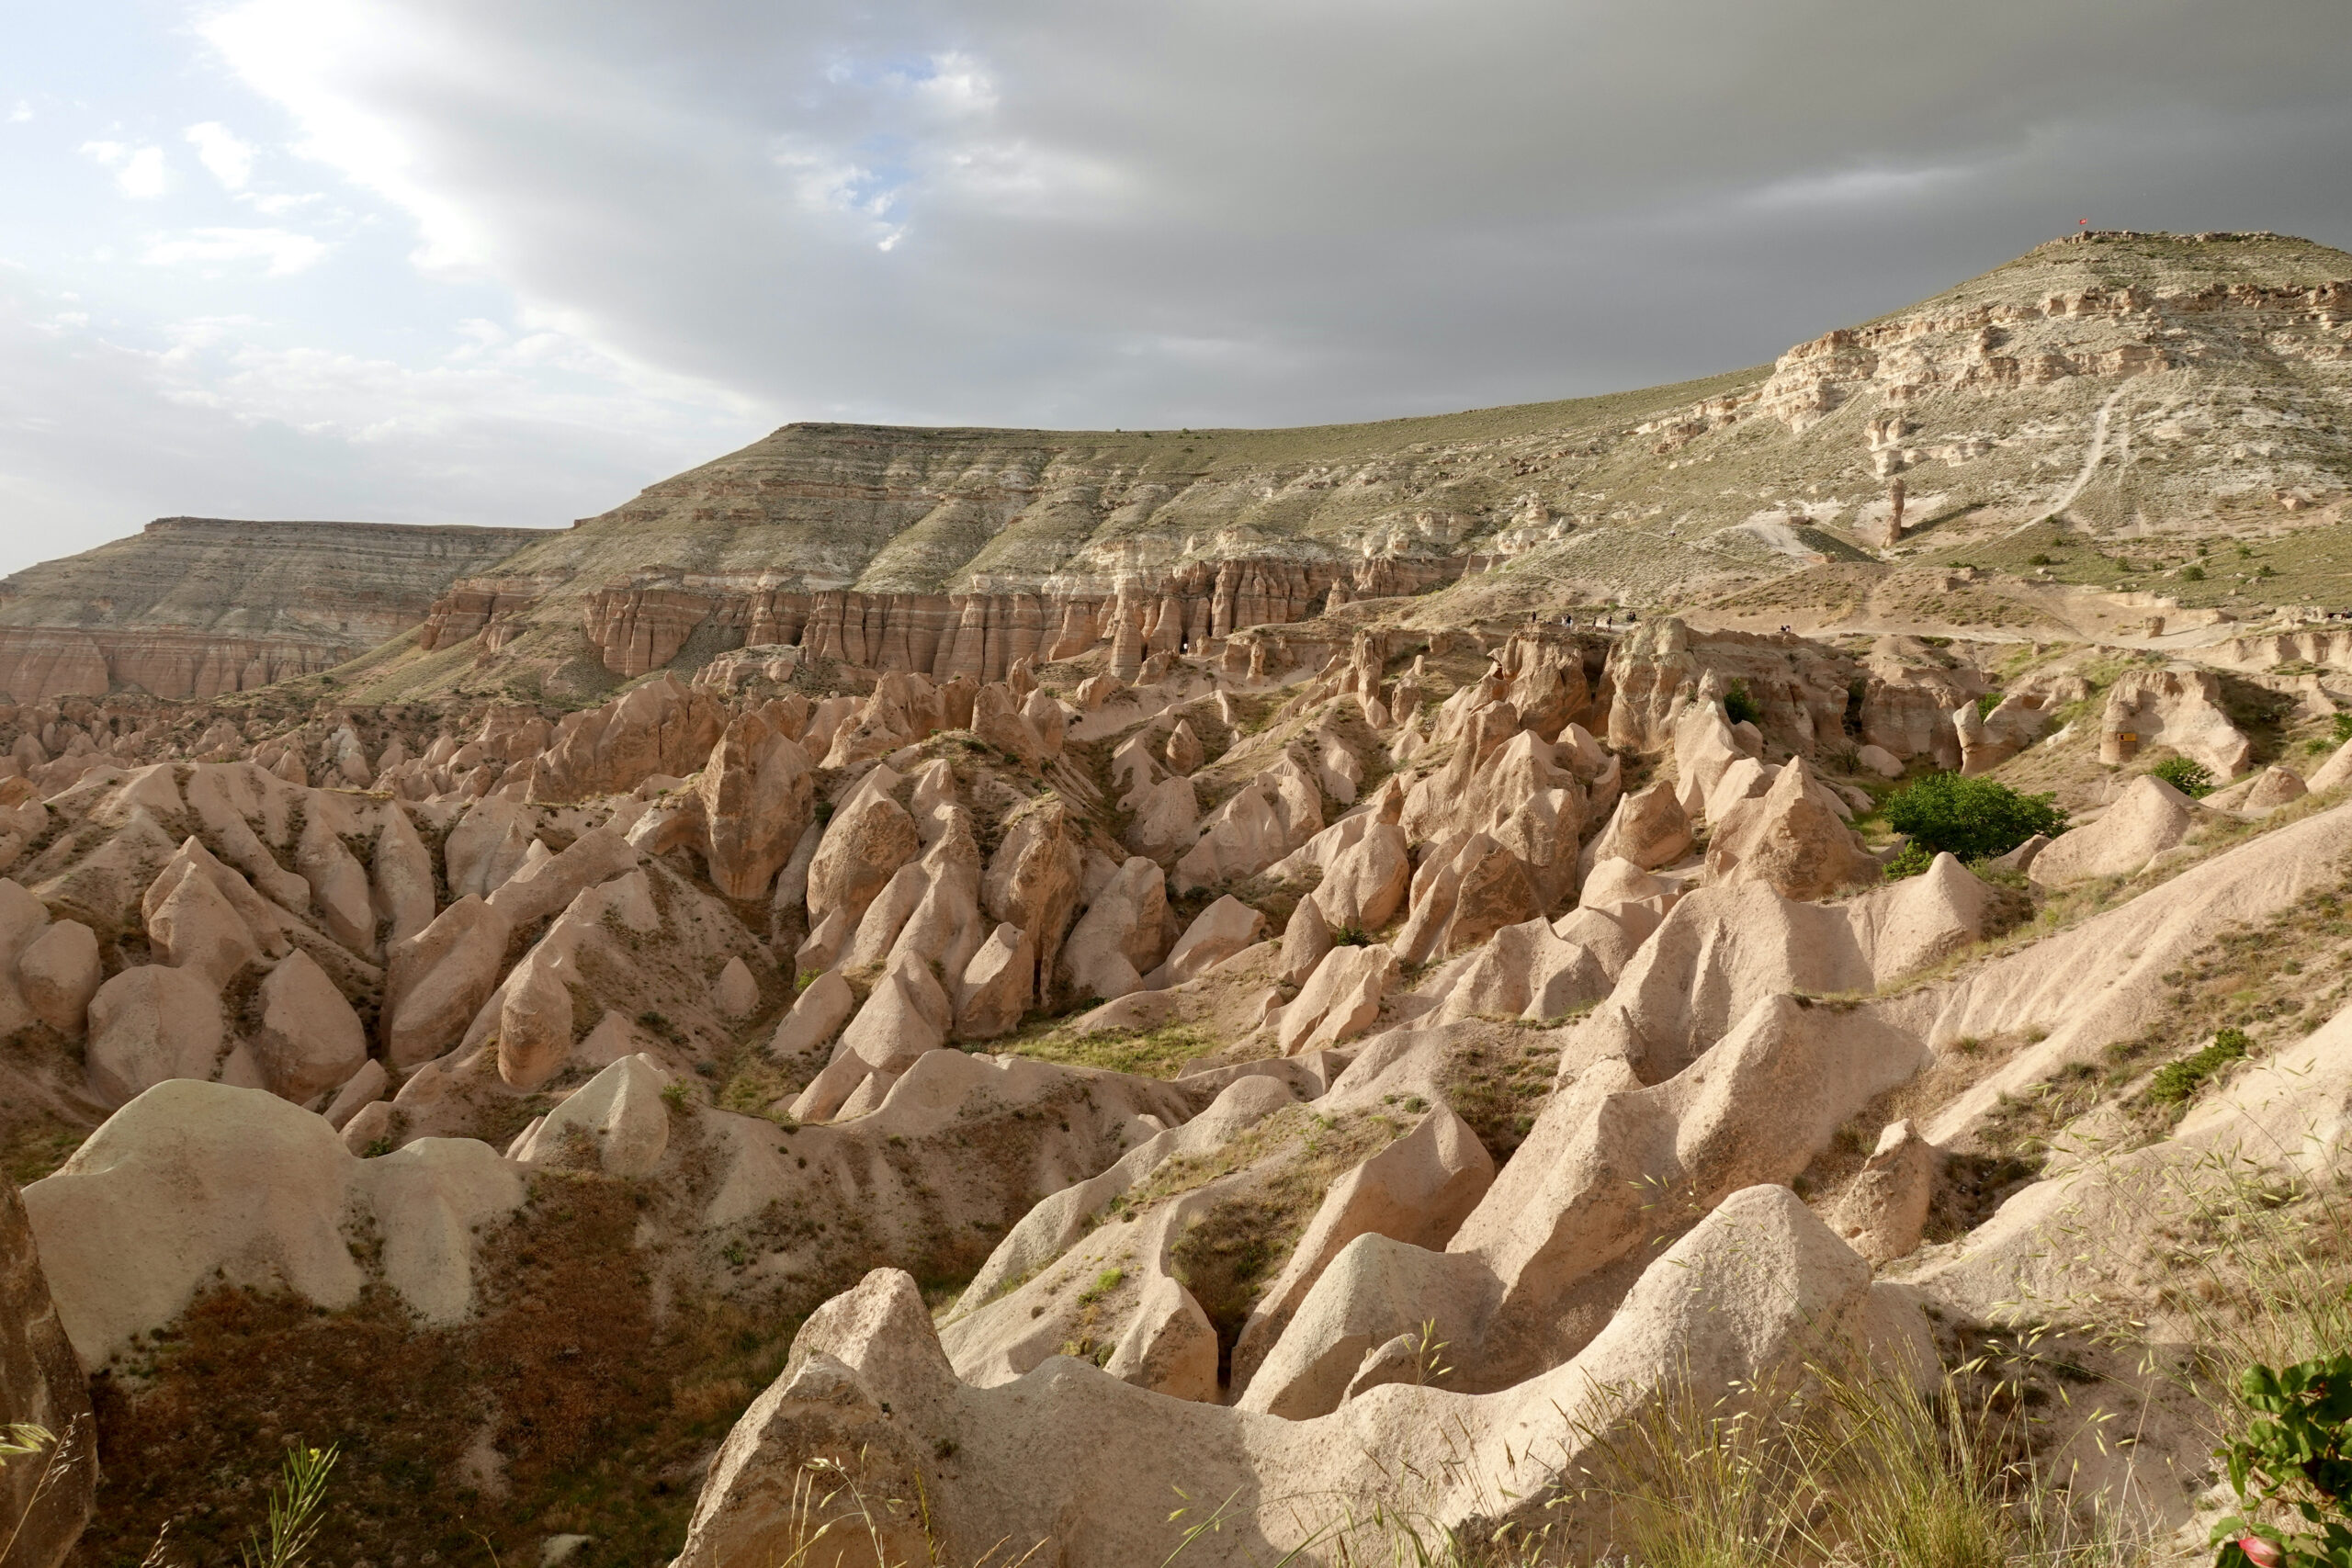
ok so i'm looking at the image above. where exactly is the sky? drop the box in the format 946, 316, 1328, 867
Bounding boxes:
4, 0, 2350, 580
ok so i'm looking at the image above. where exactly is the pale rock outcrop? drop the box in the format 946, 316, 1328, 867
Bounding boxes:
1231, 1108, 1495, 1393
295, 813, 375, 953
510, 1055, 673, 1178
1, 1173, 94, 1568
144, 853, 266, 985
372, 807, 438, 944
1278, 897, 1334, 986
1059, 857, 1171, 1003
1144, 896, 1265, 989
483, 826, 639, 929
525, 673, 725, 802
1856, 743, 1904, 779
16, 919, 99, 1036
1704, 757, 1880, 900
1579, 854, 1991, 1079
1164, 719, 1204, 775
767, 969, 856, 1058
445, 796, 536, 900
23, 1080, 525, 1366
1100, 1276, 1221, 1404
2307, 736, 2352, 794
1124, 774, 1201, 860
806, 785, 920, 931
2029, 774, 2198, 886
2098, 668, 2251, 778
711, 955, 761, 1019
322, 1059, 388, 1130
1828, 1120, 1936, 1266
1277, 942, 1398, 1054
2243, 764, 2309, 815
1579, 780, 1691, 875
495, 944, 581, 1091
956, 923, 1035, 1040
1955, 692, 2055, 775
1393, 834, 1536, 967
382, 897, 514, 1067
247, 950, 368, 1103
85, 965, 224, 1105
982, 803, 1085, 998
681, 1187, 1902, 1568
698, 713, 816, 900
1308, 821, 1412, 932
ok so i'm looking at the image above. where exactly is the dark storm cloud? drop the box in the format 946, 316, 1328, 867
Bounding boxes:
5, 0, 2347, 577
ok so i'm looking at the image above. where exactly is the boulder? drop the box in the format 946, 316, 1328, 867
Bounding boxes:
1579, 780, 1691, 876
322, 1059, 388, 1130
445, 797, 536, 899
1123, 774, 1201, 860
837, 953, 952, 1074
698, 714, 816, 901
1828, 1121, 1936, 1266
381, 897, 514, 1068
1164, 720, 1205, 775
295, 814, 375, 953
246, 951, 368, 1103
1059, 857, 1170, 1003
806, 789, 920, 931
767, 969, 856, 1057
956, 923, 1035, 1041
1856, 743, 1904, 779
2243, 765, 2309, 815
1394, 833, 1537, 966
1277, 942, 1398, 1055
1144, 897, 1266, 989
2030, 774, 2198, 886
510, 1055, 673, 1178
145, 860, 264, 985
1704, 758, 1879, 901
1308, 821, 1411, 933
16, 919, 99, 1036
85, 965, 224, 1105
711, 955, 761, 1019
1277, 897, 1334, 987
1100, 1276, 1220, 1404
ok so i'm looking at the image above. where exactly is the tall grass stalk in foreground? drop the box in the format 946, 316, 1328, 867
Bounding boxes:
1572, 1359, 2155, 1568
241, 1441, 337, 1568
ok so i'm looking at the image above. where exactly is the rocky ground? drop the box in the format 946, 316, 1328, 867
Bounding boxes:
0, 229, 2348, 1568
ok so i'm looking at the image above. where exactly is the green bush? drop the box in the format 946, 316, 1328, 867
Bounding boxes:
2335, 714, 2352, 745
1973, 692, 2002, 721
1880, 773, 2068, 863
1723, 680, 1761, 728
2151, 755, 2217, 797
2148, 1027, 2251, 1104
1883, 842, 1934, 880
2184, 564, 2208, 582
2211, 1352, 2352, 1568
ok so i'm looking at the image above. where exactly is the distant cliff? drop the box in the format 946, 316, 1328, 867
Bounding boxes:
0, 517, 545, 702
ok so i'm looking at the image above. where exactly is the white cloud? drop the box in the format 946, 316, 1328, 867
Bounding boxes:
82, 140, 170, 198
185, 122, 256, 189
142, 227, 330, 276
6, 102, 30, 124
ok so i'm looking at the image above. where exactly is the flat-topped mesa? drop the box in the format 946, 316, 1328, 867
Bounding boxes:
449, 552, 1474, 683
0, 517, 546, 703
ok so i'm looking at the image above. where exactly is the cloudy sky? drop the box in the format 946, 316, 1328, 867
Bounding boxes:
5, 0, 2349, 579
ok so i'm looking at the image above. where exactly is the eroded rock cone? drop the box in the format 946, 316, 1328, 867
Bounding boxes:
1704, 757, 1878, 900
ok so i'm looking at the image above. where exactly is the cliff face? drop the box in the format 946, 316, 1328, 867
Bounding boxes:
10, 232, 2350, 707
364, 231, 2350, 701
0, 518, 545, 702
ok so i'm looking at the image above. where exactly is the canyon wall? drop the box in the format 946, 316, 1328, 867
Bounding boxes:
0, 517, 545, 702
